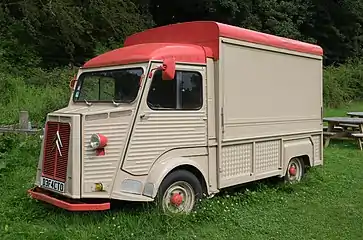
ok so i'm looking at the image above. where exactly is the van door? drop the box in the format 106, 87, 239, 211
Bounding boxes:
122, 63, 208, 176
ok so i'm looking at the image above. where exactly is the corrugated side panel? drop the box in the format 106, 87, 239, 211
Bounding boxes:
83, 113, 132, 187
123, 111, 207, 175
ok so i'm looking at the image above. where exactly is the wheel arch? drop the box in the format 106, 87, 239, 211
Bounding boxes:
283, 138, 313, 176
300, 154, 311, 167
166, 164, 208, 196
143, 156, 209, 199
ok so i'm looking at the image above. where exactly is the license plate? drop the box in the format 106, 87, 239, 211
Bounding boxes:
41, 177, 65, 193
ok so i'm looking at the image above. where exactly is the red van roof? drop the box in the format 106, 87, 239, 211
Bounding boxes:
83, 21, 323, 68
125, 21, 323, 58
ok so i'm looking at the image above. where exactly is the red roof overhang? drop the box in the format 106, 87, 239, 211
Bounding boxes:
83, 43, 211, 69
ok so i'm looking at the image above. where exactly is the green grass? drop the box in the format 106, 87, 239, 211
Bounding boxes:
1, 105, 363, 240
324, 101, 363, 117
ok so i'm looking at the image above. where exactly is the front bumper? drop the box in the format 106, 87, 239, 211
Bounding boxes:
27, 187, 110, 211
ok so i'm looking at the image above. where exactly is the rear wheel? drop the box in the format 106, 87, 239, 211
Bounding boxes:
284, 157, 305, 183
156, 170, 202, 214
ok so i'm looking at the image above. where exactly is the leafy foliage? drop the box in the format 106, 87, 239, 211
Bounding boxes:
301, 0, 363, 64
1, 0, 363, 67
323, 58, 363, 107
149, 0, 363, 65
0, 0, 154, 67
0, 69, 72, 126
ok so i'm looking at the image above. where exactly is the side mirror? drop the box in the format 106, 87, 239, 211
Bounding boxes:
161, 57, 176, 80
69, 75, 77, 90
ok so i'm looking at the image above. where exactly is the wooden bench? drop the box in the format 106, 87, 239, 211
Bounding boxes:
323, 126, 343, 132
323, 131, 337, 147
351, 133, 363, 150
339, 123, 360, 130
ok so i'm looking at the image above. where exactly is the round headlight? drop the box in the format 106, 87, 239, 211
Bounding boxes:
90, 133, 108, 149
90, 134, 100, 149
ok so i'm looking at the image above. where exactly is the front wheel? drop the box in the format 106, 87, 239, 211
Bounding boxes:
284, 157, 305, 183
156, 170, 203, 214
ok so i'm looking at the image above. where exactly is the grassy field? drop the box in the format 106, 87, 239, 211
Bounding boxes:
1, 103, 363, 240
324, 101, 363, 117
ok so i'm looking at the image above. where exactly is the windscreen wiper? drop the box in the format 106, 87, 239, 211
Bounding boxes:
112, 99, 121, 107
84, 99, 92, 106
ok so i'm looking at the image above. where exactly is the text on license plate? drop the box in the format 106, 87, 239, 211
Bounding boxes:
41, 177, 65, 193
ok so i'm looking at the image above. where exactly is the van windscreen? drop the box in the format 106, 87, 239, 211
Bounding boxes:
73, 67, 144, 103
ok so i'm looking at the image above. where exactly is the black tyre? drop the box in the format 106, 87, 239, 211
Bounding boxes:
156, 169, 203, 214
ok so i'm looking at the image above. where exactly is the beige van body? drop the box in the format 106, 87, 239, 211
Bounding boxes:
28, 21, 323, 213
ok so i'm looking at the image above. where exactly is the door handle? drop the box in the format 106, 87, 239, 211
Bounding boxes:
140, 113, 148, 120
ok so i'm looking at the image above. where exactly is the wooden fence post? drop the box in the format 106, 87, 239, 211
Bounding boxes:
19, 111, 29, 129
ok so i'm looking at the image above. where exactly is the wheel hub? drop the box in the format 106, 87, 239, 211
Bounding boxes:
289, 166, 297, 176
170, 193, 183, 206
162, 181, 195, 213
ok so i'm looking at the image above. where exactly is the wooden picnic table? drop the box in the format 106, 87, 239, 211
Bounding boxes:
323, 117, 363, 150
324, 117, 363, 125
347, 112, 363, 118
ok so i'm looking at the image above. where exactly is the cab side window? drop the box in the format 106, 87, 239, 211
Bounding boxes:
147, 70, 203, 110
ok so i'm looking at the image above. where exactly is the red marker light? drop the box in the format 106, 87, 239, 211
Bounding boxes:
96, 148, 106, 156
